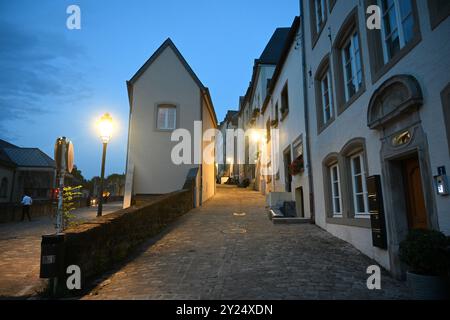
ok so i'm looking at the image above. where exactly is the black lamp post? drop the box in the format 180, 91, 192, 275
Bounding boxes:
97, 113, 113, 217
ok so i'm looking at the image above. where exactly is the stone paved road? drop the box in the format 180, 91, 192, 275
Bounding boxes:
0, 202, 122, 298
84, 187, 412, 300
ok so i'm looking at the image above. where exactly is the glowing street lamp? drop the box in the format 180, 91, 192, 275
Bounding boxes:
99, 113, 113, 143
96, 113, 113, 217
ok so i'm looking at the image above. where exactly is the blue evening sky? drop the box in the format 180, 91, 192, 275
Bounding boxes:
0, 0, 299, 178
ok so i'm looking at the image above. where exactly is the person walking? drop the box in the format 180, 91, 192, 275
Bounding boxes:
21, 193, 33, 222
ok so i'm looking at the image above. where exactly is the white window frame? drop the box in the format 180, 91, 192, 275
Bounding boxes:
330, 164, 342, 217
378, 0, 414, 63
157, 105, 177, 130
315, 0, 326, 32
350, 153, 369, 217
341, 31, 363, 102
321, 69, 333, 123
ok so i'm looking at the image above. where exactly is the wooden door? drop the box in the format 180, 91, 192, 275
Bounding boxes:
403, 157, 428, 229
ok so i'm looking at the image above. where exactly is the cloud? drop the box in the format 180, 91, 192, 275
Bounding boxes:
0, 20, 92, 136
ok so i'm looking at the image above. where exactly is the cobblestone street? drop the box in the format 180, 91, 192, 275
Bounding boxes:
84, 186, 411, 300
0, 202, 122, 298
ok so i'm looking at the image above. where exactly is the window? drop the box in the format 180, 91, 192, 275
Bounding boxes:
293, 139, 303, 159
0, 177, 7, 198
342, 31, 363, 101
309, 0, 328, 47
280, 83, 289, 118
315, 55, 335, 132
157, 105, 176, 130
379, 0, 414, 63
330, 164, 342, 216
321, 70, 334, 123
365, 0, 421, 83
274, 102, 279, 123
315, 0, 326, 32
350, 153, 369, 216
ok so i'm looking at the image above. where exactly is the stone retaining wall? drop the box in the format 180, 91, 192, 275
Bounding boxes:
61, 188, 193, 293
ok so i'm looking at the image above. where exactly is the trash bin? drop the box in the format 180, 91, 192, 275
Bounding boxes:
40, 234, 65, 279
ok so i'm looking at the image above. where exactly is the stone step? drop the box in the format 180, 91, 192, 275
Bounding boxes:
272, 217, 311, 224
268, 208, 311, 224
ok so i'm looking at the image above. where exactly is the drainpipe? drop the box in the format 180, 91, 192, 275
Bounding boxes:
299, 1, 315, 223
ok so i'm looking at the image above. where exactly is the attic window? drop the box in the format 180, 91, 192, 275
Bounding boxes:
157, 105, 177, 130
280, 83, 289, 119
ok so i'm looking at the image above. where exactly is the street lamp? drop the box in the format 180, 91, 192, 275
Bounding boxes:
97, 113, 113, 217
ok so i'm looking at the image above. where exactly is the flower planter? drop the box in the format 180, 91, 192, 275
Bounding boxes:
289, 156, 305, 176
407, 271, 449, 300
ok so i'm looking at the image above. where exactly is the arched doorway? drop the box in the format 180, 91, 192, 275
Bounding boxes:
367, 74, 439, 279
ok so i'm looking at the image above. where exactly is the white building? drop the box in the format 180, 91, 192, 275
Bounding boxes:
237, 28, 291, 189
261, 17, 312, 219
124, 38, 218, 207
301, 0, 450, 277
216, 110, 239, 182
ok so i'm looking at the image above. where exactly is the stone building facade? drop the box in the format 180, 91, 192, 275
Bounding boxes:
225, 0, 450, 277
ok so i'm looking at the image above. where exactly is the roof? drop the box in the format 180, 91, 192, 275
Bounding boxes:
262, 17, 301, 114
127, 38, 218, 126
240, 27, 291, 112
258, 28, 291, 64
1, 147, 55, 168
220, 110, 239, 127
0, 139, 18, 149
128, 38, 206, 89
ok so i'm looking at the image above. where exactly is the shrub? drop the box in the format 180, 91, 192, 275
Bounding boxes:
399, 229, 450, 277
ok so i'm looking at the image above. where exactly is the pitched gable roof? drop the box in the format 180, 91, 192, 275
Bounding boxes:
128, 38, 206, 89
126, 38, 218, 126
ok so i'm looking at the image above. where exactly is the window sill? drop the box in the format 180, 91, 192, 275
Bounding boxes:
326, 216, 371, 228
371, 34, 421, 85
317, 116, 335, 135
337, 85, 366, 116
311, 22, 327, 50
280, 110, 289, 122
354, 213, 370, 219
155, 128, 176, 132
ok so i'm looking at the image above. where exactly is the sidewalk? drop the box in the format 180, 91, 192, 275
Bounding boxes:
0, 202, 122, 299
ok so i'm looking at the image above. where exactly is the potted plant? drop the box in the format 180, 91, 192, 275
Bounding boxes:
399, 229, 450, 299
289, 155, 305, 176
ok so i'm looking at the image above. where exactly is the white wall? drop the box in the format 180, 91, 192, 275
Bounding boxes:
127, 45, 201, 195
267, 30, 312, 218
302, 0, 450, 270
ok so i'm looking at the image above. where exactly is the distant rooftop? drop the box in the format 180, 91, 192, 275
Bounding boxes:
0, 139, 55, 168
258, 28, 291, 65
0, 139, 19, 149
